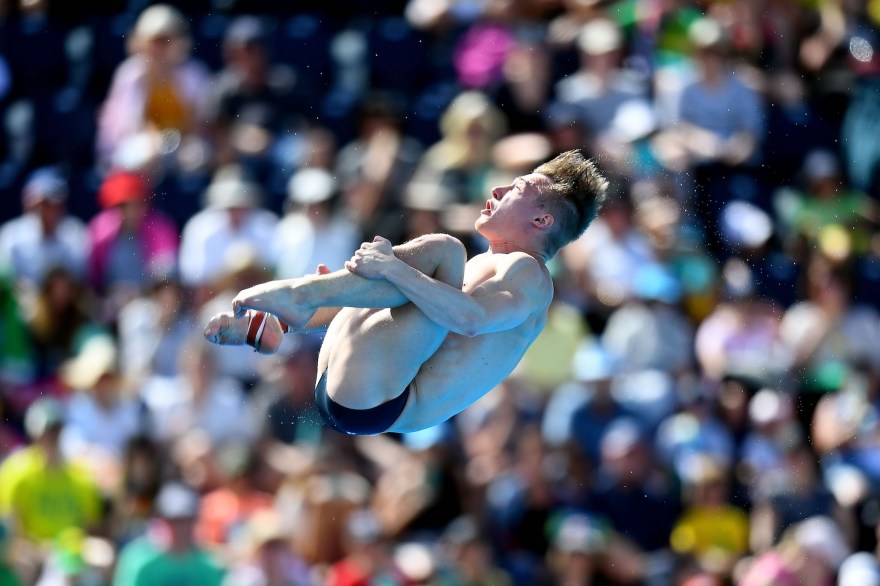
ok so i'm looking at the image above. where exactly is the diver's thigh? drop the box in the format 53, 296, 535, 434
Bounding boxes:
324, 303, 447, 410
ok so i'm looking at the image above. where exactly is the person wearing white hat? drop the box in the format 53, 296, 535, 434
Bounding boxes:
0, 168, 88, 290
58, 336, 143, 482
178, 165, 278, 296
272, 167, 360, 280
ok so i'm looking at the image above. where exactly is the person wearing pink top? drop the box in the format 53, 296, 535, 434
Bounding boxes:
87, 172, 179, 317
96, 4, 211, 171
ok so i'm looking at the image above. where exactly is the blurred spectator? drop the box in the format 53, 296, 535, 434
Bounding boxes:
272, 167, 359, 279
86, 171, 179, 308
813, 360, 880, 461
587, 417, 681, 554
628, 182, 688, 265
554, 18, 649, 140
600, 99, 663, 180
516, 299, 588, 394
560, 185, 658, 313
485, 425, 568, 583
544, 511, 645, 586
452, 0, 517, 90
400, 182, 456, 246
838, 552, 880, 586
196, 443, 274, 548
251, 336, 324, 446
335, 91, 424, 245
0, 522, 22, 586
842, 53, 880, 197
617, 378, 685, 435
401, 178, 450, 242
563, 341, 631, 465
492, 38, 554, 134
655, 17, 764, 254
0, 167, 88, 291
404, 0, 485, 32
110, 436, 163, 546
774, 149, 876, 256
59, 335, 144, 493
711, 375, 755, 454
436, 515, 513, 586
778, 258, 880, 399
274, 443, 372, 565
371, 425, 465, 539
206, 16, 308, 183
642, 191, 716, 320
142, 336, 254, 447
409, 91, 507, 210
32, 526, 117, 586
117, 274, 194, 386
669, 454, 749, 574
655, 393, 736, 489
0, 265, 35, 386
113, 481, 225, 585
222, 509, 313, 586
750, 443, 855, 554
795, 0, 852, 75
325, 508, 408, 586
545, 0, 605, 53
542, 100, 592, 158
26, 266, 103, 381
811, 360, 880, 528
601, 263, 694, 374
456, 379, 539, 494
713, 201, 801, 308
738, 388, 800, 494
763, 71, 838, 186
739, 516, 851, 586
178, 165, 277, 296
0, 397, 101, 544
694, 257, 783, 383
673, 17, 764, 165
96, 4, 211, 171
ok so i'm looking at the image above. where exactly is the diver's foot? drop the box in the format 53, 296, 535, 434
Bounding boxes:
204, 310, 283, 354
231, 281, 318, 330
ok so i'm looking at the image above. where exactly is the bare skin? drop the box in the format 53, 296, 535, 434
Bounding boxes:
205, 173, 556, 432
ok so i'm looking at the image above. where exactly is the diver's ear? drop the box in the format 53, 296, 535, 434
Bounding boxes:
532, 213, 554, 229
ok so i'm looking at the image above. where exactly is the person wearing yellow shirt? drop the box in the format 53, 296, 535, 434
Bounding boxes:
0, 398, 101, 544
670, 454, 749, 574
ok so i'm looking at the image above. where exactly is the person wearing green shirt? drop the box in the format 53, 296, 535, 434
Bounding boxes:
0, 264, 34, 385
775, 149, 876, 255
113, 482, 225, 586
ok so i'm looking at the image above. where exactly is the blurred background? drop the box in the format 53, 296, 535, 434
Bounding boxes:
0, 0, 879, 584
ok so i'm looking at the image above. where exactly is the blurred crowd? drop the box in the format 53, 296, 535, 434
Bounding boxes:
0, 0, 879, 584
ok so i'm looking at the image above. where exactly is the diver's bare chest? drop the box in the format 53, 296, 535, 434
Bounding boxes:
461, 256, 500, 292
